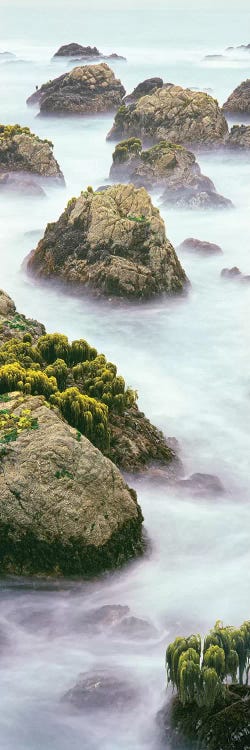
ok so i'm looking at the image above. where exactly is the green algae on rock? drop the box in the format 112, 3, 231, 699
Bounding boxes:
0, 392, 143, 576
27, 183, 188, 299
0, 124, 64, 180
110, 139, 232, 208
27, 64, 125, 115
107, 85, 228, 148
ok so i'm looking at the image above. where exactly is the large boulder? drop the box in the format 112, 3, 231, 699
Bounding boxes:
228, 124, 250, 149
0, 124, 63, 180
27, 183, 188, 299
107, 85, 228, 147
223, 79, 250, 113
0, 393, 143, 575
109, 139, 232, 208
53, 42, 126, 61
27, 64, 125, 115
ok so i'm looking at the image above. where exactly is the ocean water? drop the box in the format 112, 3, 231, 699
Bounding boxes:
0, 2, 250, 748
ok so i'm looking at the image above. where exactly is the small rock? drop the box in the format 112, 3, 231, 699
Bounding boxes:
0, 172, 46, 196
124, 77, 163, 105
223, 78, 250, 113
228, 124, 250, 149
221, 267, 250, 282
112, 615, 157, 640
63, 671, 137, 711
178, 238, 223, 255
81, 604, 130, 630
177, 472, 225, 495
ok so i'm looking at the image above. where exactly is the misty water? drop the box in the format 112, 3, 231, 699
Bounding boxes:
1, 2, 250, 748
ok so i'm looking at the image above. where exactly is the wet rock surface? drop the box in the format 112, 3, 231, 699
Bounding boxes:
27, 63, 125, 115
107, 84, 228, 147
63, 670, 138, 712
27, 183, 188, 299
109, 138, 232, 208
177, 472, 225, 495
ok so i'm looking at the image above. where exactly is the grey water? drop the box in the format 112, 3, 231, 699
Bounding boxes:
0, 1, 250, 748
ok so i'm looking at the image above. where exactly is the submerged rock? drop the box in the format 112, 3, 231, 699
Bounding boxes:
63, 670, 137, 711
27, 183, 188, 299
81, 605, 130, 630
223, 78, 250, 113
159, 686, 250, 750
112, 615, 157, 640
228, 124, 250, 149
177, 472, 225, 495
0, 124, 63, 180
27, 64, 125, 115
109, 139, 232, 208
124, 77, 164, 105
178, 238, 223, 255
107, 85, 228, 147
0, 393, 143, 575
53, 42, 126, 61
221, 267, 250, 282
0, 172, 46, 196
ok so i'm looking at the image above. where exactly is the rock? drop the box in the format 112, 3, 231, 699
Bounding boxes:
0, 172, 46, 196
223, 79, 250, 113
221, 267, 250, 282
204, 54, 224, 59
27, 64, 125, 115
159, 686, 250, 750
178, 238, 223, 255
226, 43, 250, 51
0, 124, 63, 180
53, 43, 126, 61
81, 604, 130, 630
177, 472, 225, 495
0, 51, 16, 59
228, 124, 250, 149
0, 289, 16, 316
0, 394, 143, 575
27, 183, 188, 300
123, 77, 163, 105
109, 402, 175, 471
63, 670, 137, 711
112, 615, 157, 640
109, 139, 232, 208
107, 85, 228, 148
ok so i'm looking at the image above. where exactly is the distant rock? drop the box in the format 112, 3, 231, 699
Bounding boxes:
221, 267, 250, 282
107, 84, 228, 148
223, 78, 250, 113
109, 139, 232, 208
228, 124, 250, 149
177, 472, 225, 495
0, 393, 143, 575
27, 183, 188, 300
53, 42, 126, 61
204, 54, 224, 60
178, 238, 223, 255
27, 64, 125, 115
0, 51, 16, 59
226, 43, 250, 51
63, 671, 138, 711
123, 77, 163, 105
0, 124, 63, 181
0, 172, 46, 196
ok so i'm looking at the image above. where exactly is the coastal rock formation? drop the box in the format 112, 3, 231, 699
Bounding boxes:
107, 85, 228, 147
178, 238, 223, 255
53, 42, 126, 61
27, 183, 188, 298
228, 124, 250, 148
223, 78, 250, 113
0, 393, 143, 575
110, 139, 232, 208
221, 266, 250, 282
0, 292, 176, 475
27, 64, 125, 115
123, 77, 163, 104
0, 124, 63, 181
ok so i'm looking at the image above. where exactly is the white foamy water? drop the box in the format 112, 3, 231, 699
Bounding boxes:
0, 2, 250, 748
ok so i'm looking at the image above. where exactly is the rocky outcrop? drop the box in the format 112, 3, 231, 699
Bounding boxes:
27, 64, 125, 115
123, 77, 163, 105
0, 393, 143, 575
159, 687, 250, 750
223, 79, 250, 113
228, 124, 250, 148
178, 238, 223, 255
107, 85, 228, 147
109, 139, 232, 208
0, 292, 177, 475
27, 183, 188, 299
53, 43, 126, 61
0, 124, 63, 182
